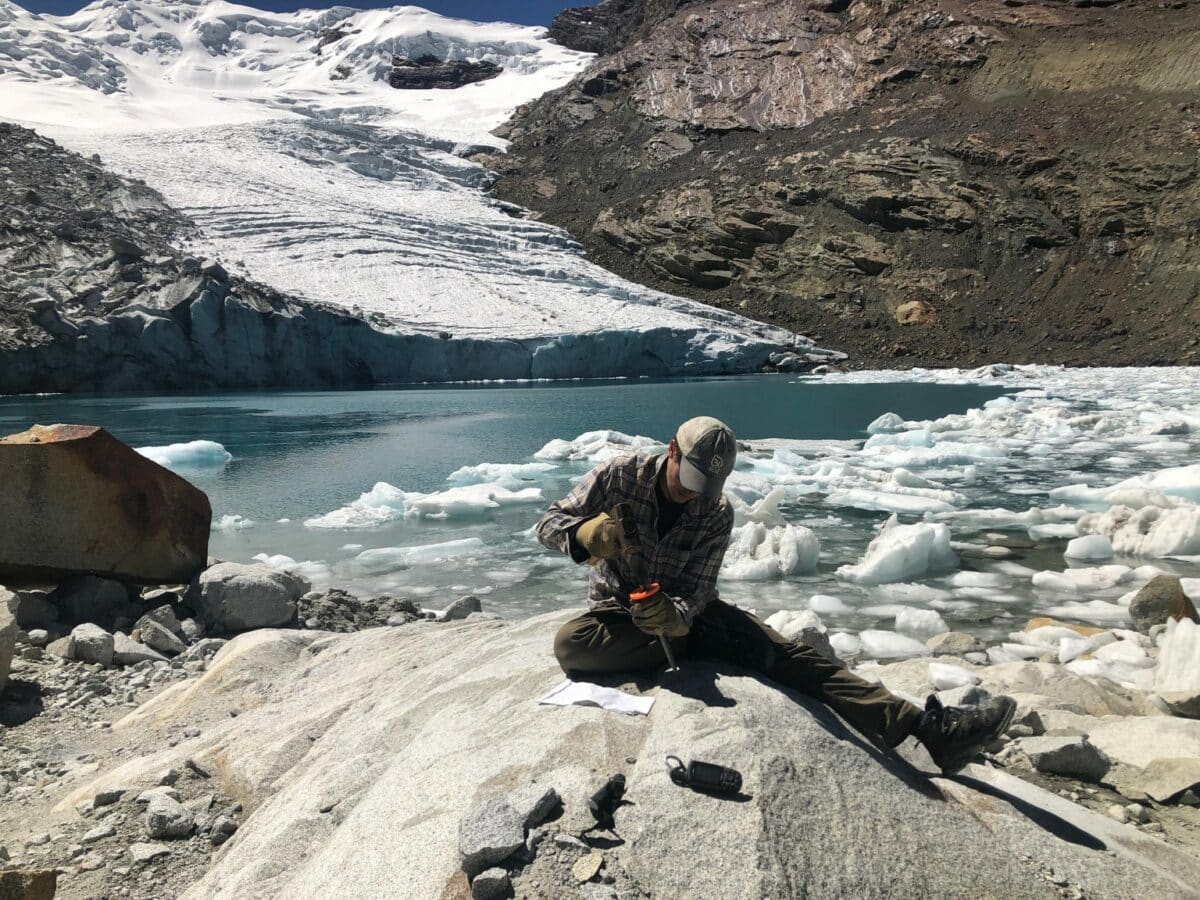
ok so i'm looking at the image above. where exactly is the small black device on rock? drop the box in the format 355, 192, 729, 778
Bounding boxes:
588, 773, 627, 830
666, 755, 743, 796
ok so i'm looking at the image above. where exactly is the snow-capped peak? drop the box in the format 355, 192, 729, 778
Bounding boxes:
0, 0, 589, 140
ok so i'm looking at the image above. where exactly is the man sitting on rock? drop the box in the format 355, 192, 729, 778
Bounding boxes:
536, 415, 1016, 775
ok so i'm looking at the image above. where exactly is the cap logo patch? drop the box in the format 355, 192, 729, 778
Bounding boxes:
709, 455, 724, 473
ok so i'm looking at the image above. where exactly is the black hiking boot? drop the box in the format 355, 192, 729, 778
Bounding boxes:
914, 694, 1017, 775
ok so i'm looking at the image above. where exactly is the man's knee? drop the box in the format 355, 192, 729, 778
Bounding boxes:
554, 616, 596, 672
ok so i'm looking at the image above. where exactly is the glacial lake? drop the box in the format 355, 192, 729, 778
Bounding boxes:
6, 371, 1196, 652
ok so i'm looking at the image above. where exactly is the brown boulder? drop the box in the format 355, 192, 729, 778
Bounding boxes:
894, 300, 938, 326
0, 425, 211, 585
1128, 575, 1199, 635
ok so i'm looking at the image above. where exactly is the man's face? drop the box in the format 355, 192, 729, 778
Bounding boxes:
664, 440, 700, 504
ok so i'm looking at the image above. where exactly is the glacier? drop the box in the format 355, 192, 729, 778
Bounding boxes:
0, 0, 825, 383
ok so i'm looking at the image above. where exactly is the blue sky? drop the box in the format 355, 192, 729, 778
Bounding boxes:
19, 0, 579, 25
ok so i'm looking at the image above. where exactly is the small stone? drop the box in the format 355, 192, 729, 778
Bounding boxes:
185, 758, 211, 778
26, 833, 51, 847
926, 632, 985, 655
572, 851, 604, 883
553, 833, 588, 850
508, 783, 560, 830
81, 824, 115, 844
137, 620, 186, 657
385, 613, 413, 626
137, 786, 181, 804
145, 794, 193, 839
68, 624, 114, 668
93, 789, 125, 809
128, 842, 171, 864
1020, 736, 1111, 782
1107, 804, 1128, 823
1125, 803, 1149, 824
439, 595, 482, 622
458, 798, 523, 878
471, 867, 510, 900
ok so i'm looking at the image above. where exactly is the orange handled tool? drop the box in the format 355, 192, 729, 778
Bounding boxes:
612, 503, 679, 672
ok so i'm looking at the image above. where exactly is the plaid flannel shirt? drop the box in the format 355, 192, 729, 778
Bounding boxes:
535, 452, 734, 626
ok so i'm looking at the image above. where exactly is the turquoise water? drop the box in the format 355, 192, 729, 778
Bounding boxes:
0, 376, 1007, 618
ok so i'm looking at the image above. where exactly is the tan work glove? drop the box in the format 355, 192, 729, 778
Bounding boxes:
631, 593, 689, 638
575, 512, 625, 561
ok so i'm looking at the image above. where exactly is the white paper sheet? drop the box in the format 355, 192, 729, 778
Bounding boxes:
537, 679, 655, 716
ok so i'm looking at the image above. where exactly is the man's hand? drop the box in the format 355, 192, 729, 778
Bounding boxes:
575, 512, 625, 561
631, 593, 689, 638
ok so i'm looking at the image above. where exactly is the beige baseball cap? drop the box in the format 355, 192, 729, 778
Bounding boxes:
675, 416, 737, 500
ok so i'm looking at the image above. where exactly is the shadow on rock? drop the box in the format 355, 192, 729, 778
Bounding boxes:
1, 678, 46, 727
953, 773, 1107, 852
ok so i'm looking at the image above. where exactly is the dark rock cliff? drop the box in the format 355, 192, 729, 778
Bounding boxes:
490, 0, 1200, 367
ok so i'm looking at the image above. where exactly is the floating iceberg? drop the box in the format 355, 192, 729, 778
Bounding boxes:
534, 430, 665, 463
136, 440, 232, 471
212, 514, 255, 532
305, 482, 408, 529
858, 630, 931, 660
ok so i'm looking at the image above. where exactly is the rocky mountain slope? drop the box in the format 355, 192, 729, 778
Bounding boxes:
489, 0, 1200, 367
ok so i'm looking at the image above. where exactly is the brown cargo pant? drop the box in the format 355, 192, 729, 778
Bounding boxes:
554, 599, 923, 749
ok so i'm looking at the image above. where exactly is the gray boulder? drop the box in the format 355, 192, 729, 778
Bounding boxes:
1137, 758, 1200, 804
189, 563, 305, 632
138, 619, 186, 656
71, 615, 1200, 900
146, 794, 194, 839
471, 868, 510, 900
458, 798, 524, 877
0, 594, 16, 693
179, 638, 227, 664
1129, 575, 1198, 634
926, 631, 986, 656
113, 632, 169, 666
137, 604, 185, 638
68, 623, 114, 668
439, 594, 482, 622
508, 783, 560, 831
1020, 735, 1111, 782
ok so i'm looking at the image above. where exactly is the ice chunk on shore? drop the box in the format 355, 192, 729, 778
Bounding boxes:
895, 608, 949, 640
829, 632, 862, 659
352, 538, 485, 572
837, 515, 958, 586
929, 662, 979, 690
305, 482, 407, 529
1064, 534, 1113, 561
1075, 505, 1200, 558
859, 630, 931, 660
722, 523, 819, 580
1040, 599, 1130, 625
809, 594, 850, 615
136, 440, 231, 471
764, 609, 825, 642
1156, 617, 1200, 698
